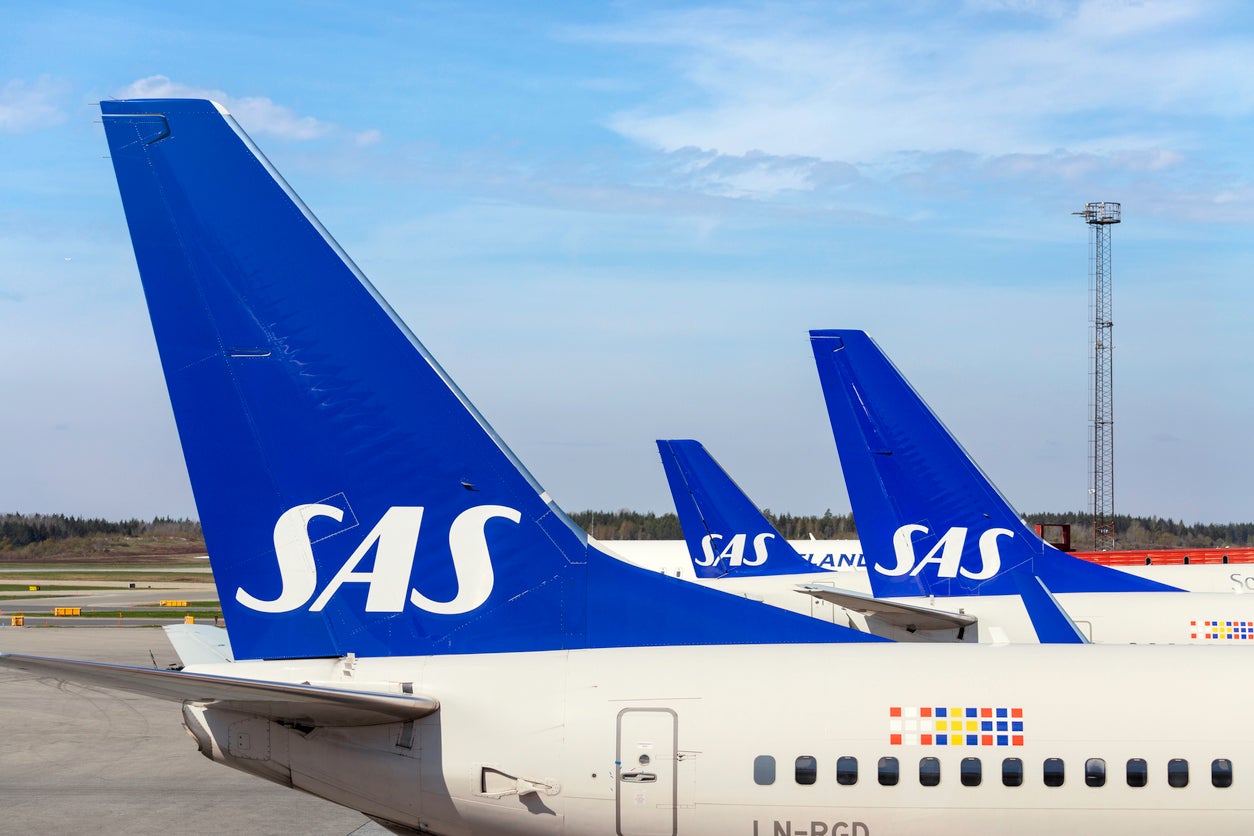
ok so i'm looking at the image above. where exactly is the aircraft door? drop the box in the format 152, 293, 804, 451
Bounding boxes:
616, 708, 677, 836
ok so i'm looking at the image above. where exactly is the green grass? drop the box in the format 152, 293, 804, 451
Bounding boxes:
74, 610, 223, 619
0, 571, 212, 583
11, 610, 224, 619
0, 584, 125, 592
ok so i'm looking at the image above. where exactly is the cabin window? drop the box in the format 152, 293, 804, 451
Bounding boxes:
836, 756, 858, 786
1126, 758, 1148, 787
1043, 758, 1065, 787
795, 755, 817, 785
1168, 759, 1189, 788
1085, 758, 1106, 788
1212, 759, 1233, 788
1002, 757, 1023, 787
753, 755, 775, 786
878, 757, 899, 786
960, 757, 981, 787
919, 757, 941, 787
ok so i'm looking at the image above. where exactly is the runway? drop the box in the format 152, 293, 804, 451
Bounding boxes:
0, 626, 387, 835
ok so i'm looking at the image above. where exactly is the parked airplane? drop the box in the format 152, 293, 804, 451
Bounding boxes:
3, 99, 1253, 834
810, 328, 1254, 643
656, 438, 976, 641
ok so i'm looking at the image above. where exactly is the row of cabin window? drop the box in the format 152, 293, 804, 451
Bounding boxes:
754, 755, 1234, 789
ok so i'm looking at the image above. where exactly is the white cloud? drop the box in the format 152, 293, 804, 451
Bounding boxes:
594, 1, 1251, 163
0, 77, 69, 134
116, 75, 333, 140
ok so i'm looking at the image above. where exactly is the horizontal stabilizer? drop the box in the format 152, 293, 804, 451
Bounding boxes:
0, 653, 438, 727
163, 623, 236, 665
796, 584, 978, 632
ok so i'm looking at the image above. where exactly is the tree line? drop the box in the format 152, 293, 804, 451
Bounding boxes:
4, 510, 1253, 552
0, 513, 201, 550
573, 509, 1254, 551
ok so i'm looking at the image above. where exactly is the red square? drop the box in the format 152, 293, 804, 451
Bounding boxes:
1012, 735, 1024, 746
890, 733, 902, 745
981, 707, 992, 718
890, 706, 902, 717
981, 735, 992, 746
1191, 620, 1197, 626
921, 707, 933, 718
1011, 708, 1023, 718
921, 734, 933, 745
1191, 633, 1198, 639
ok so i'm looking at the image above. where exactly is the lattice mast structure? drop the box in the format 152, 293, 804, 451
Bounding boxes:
1075, 201, 1120, 550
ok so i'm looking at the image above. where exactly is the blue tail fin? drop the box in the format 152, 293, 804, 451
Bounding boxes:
658, 439, 827, 578
100, 99, 883, 660
808, 329, 1179, 597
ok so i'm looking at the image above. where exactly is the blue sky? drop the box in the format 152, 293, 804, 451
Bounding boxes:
3, 1, 1254, 525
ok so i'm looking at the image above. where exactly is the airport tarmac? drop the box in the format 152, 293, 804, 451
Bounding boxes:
0, 626, 388, 835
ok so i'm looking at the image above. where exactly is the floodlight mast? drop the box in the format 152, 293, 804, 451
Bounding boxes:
1074, 201, 1120, 551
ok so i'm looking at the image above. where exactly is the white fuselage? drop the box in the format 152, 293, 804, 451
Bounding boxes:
602, 541, 1254, 643
602, 539, 866, 580
187, 643, 1254, 835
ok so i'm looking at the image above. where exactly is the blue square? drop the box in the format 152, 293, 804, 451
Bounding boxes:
937, 707, 947, 718
997, 735, 1008, 746
982, 721, 993, 732
966, 735, 978, 745
997, 721, 1008, 732
996, 708, 1008, 718
966, 708, 978, 718
1012, 721, 1023, 732
937, 734, 948, 745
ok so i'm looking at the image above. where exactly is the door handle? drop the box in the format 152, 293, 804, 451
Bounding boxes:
621, 772, 658, 783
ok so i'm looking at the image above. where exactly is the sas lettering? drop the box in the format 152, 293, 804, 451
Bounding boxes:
236, 503, 521, 614
874, 525, 1012, 580
752, 820, 869, 836
697, 533, 774, 568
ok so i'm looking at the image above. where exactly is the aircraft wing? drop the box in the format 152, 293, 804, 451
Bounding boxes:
796, 584, 978, 632
0, 654, 439, 727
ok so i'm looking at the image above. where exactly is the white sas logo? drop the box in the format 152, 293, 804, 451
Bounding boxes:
236, 503, 521, 615
874, 525, 1012, 580
696, 533, 774, 568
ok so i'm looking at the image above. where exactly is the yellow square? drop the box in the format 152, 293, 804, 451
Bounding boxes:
951, 707, 962, 719
966, 720, 978, 732
951, 735, 963, 746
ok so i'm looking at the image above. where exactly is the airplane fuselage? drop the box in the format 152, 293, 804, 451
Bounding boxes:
188, 643, 1254, 835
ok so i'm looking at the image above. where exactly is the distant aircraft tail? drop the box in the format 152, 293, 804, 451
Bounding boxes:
808, 329, 1179, 597
100, 99, 881, 660
657, 439, 827, 578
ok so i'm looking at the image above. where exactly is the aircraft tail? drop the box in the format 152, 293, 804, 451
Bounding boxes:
808, 329, 1179, 597
658, 439, 827, 578
100, 99, 881, 660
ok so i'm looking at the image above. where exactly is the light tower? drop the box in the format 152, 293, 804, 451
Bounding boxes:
1075, 201, 1120, 550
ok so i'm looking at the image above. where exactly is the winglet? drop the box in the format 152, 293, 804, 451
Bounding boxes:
658, 439, 826, 578
808, 329, 1180, 598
